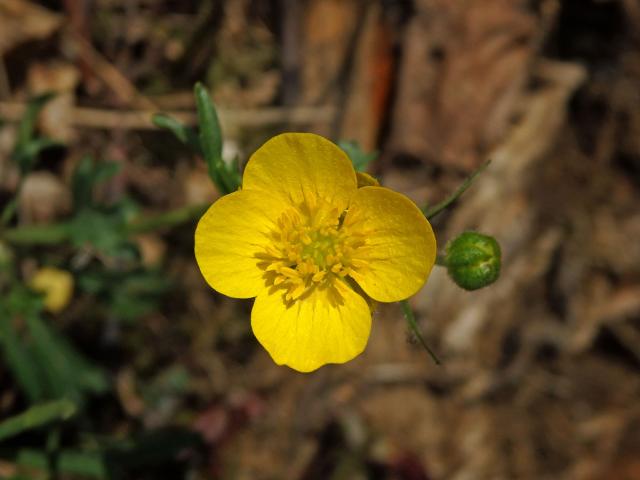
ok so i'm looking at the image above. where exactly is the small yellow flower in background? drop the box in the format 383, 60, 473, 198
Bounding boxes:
195, 133, 436, 372
30, 267, 74, 314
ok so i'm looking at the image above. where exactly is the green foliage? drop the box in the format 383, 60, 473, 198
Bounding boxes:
0, 399, 77, 442
153, 83, 242, 194
0, 101, 188, 478
338, 140, 378, 172
1, 93, 64, 226
194, 82, 241, 193
152, 113, 202, 154
16, 449, 108, 479
72, 156, 122, 208
78, 267, 170, 322
0, 285, 108, 405
13, 93, 62, 174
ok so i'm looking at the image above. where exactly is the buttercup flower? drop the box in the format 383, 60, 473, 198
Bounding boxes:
30, 267, 74, 314
195, 133, 436, 372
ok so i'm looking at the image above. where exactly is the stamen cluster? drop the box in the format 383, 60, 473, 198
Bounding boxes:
260, 199, 366, 302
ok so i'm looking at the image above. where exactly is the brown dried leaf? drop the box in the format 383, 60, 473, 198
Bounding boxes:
0, 0, 62, 56
27, 62, 80, 142
18, 171, 71, 224
390, 0, 539, 169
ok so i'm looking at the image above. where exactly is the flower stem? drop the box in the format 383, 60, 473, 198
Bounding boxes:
423, 159, 491, 220
400, 299, 441, 365
126, 203, 209, 234
1, 204, 209, 245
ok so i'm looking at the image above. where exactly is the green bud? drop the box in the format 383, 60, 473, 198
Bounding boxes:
444, 231, 501, 291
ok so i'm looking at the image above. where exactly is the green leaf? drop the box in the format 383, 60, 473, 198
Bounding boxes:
13, 138, 63, 172
16, 449, 108, 479
2, 223, 71, 246
338, 140, 378, 172
71, 157, 121, 208
194, 82, 238, 194
152, 113, 202, 153
25, 313, 108, 402
0, 399, 77, 442
78, 268, 170, 323
13, 93, 57, 174
68, 209, 128, 256
14, 93, 54, 170
103, 428, 201, 473
0, 306, 45, 403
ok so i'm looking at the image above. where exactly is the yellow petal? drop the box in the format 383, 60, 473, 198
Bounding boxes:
356, 171, 380, 188
251, 281, 371, 372
242, 133, 357, 212
195, 190, 286, 298
30, 267, 74, 314
345, 186, 436, 302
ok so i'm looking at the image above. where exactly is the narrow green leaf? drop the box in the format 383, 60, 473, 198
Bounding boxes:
16, 449, 108, 479
14, 93, 56, 174
194, 82, 237, 194
2, 223, 71, 246
15, 94, 55, 151
25, 314, 78, 400
13, 138, 63, 171
25, 313, 108, 402
152, 113, 202, 153
0, 399, 76, 441
0, 308, 44, 402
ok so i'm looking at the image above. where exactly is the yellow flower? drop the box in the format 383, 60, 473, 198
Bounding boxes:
30, 267, 74, 314
195, 133, 436, 372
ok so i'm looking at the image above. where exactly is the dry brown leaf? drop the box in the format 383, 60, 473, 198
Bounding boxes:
0, 0, 62, 56
390, 0, 538, 169
18, 171, 71, 224
27, 62, 80, 142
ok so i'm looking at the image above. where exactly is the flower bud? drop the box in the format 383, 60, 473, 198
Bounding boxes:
444, 232, 501, 291
30, 267, 74, 314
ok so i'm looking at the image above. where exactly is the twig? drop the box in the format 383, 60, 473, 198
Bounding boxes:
0, 102, 336, 130
64, 27, 157, 110
0, 57, 10, 100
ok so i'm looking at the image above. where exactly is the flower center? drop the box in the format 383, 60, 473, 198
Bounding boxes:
259, 200, 366, 302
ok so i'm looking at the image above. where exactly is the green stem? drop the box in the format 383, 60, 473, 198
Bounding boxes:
423, 160, 491, 220
126, 203, 208, 234
0, 399, 76, 442
1, 204, 209, 245
2, 223, 71, 245
400, 299, 441, 365
0, 178, 25, 226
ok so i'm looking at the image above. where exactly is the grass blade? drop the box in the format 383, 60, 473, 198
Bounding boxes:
0, 399, 76, 441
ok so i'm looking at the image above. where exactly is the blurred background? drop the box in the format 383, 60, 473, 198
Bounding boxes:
1, 0, 640, 478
